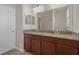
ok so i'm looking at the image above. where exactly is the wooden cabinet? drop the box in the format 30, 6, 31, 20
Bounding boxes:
55, 38, 79, 55
56, 44, 78, 55
30, 35, 41, 55
41, 37, 55, 55
24, 34, 31, 52
24, 33, 79, 55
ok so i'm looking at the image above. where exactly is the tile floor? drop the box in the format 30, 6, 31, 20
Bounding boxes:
2, 49, 32, 55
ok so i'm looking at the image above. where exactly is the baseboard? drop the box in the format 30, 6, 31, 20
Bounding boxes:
16, 47, 25, 52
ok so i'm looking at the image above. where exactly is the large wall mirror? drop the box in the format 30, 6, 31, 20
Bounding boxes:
37, 5, 73, 34
53, 5, 73, 34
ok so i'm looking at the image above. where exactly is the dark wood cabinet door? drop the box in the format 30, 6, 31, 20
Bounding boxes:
24, 34, 30, 52
56, 44, 78, 55
30, 36, 41, 55
24, 33, 79, 55
41, 38, 55, 55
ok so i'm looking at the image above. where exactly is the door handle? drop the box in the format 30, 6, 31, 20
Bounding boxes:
11, 30, 14, 32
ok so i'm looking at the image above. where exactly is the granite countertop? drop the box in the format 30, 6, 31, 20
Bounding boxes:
24, 30, 79, 41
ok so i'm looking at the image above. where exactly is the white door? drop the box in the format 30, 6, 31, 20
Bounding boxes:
0, 5, 15, 54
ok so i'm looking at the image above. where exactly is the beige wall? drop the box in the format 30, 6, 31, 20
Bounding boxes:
23, 4, 38, 30
23, 5, 32, 30
16, 4, 24, 49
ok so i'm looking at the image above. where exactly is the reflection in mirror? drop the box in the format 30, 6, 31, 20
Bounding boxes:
32, 16, 35, 25
25, 15, 29, 24
53, 5, 73, 34
24, 5, 75, 35
66, 5, 73, 33
54, 6, 67, 32
25, 15, 35, 25
37, 10, 52, 32
37, 5, 73, 34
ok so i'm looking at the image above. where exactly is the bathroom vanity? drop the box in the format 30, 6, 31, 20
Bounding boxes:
24, 31, 79, 55
23, 5, 79, 55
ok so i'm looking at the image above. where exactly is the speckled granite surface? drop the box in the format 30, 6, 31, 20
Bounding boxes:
24, 30, 79, 41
